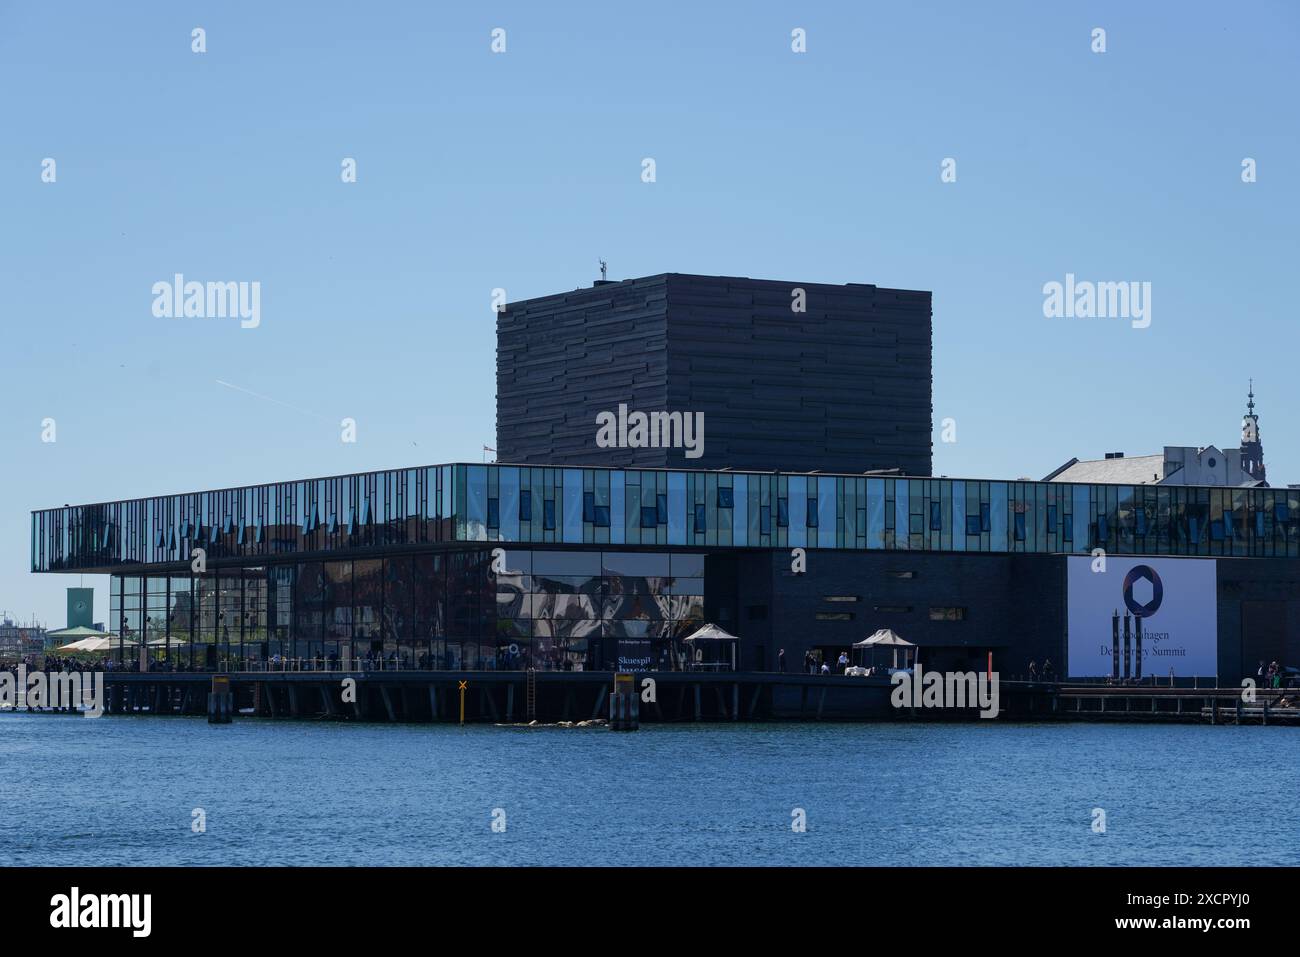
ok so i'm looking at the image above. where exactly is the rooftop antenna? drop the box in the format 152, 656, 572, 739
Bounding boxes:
599, 259, 607, 281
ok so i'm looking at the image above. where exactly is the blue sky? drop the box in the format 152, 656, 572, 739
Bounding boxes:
2, 1, 1296, 626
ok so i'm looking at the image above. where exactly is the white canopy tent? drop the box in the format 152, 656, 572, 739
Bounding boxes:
681, 623, 739, 671
852, 629, 918, 670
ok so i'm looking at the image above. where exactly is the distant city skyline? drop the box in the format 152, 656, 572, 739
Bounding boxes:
3, 1, 1297, 624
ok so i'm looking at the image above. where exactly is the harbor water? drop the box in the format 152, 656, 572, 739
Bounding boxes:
1, 713, 1295, 866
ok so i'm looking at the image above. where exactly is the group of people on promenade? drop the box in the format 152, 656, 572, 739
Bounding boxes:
1027, 659, 1057, 683
1256, 660, 1293, 689
776, 649, 883, 676
2, 654, 104, 675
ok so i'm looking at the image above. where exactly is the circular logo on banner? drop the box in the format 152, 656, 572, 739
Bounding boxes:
508, 643, 519, 655
1122, 564, 1164, 618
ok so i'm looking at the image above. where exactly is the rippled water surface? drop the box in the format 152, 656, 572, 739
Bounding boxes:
1, 713, 1294, 866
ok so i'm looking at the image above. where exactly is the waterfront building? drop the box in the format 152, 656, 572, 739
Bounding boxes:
0, 615, 46, 659
29, 275, 1300, 681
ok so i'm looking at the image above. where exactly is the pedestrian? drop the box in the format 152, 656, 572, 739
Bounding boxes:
837, 650, 849, 674
1042, 658, 1054, 682
778, 648, 785, 673
1028, 659, 1038, 682
820, 660, 830, 675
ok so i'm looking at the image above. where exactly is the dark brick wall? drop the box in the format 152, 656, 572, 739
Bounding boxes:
705, 550, 1067, 678
664, 274, 932, 474
496, 273, 932, 475
1215, 558, 1300, 683
496, 275, 669, 468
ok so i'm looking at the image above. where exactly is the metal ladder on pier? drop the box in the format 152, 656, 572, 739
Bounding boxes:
525, 668, 537, 720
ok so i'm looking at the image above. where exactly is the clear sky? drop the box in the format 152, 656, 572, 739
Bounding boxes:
2, 1, 1296, 627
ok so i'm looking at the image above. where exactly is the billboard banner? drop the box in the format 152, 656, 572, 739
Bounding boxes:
1066, 556, 1217, 678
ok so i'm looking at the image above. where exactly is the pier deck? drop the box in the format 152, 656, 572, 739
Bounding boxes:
12, 671, 1293, 725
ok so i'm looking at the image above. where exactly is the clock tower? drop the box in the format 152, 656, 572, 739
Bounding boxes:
1240, 381, 1267, 485
66, 587, 94, 629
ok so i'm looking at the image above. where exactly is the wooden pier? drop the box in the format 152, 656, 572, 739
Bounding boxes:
17, 671, 1296, 725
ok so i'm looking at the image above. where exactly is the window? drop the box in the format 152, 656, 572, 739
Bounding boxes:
929, 607, 966, 621
694, 503, 706, 531
1063, 517, 1073, 543
966, 515, 981, 535
593, 506, 611, 527
582, 492, 595, 523
806, 499, 818, 528
980, 503, 991, 532
760, 506, 772, 535
908, 514, 923, 535
929, 501, 942, 531
815, 612, 854, 621
520, 490, 532, 522
1047, 505, 1057, 529
1014, 512, 1026, 541
777, 498, 789, 527
746, 605, 768, 621
1097, 515, 1109, 542
717, 487, 734, 508
822, 596, 858, 602
543, 500, 556, 531
1210, 520, 1226, 542
641, 506, 658, 529
487, 498, 500, 528
1135, 508, 1148, 536
656, 494, 668, 524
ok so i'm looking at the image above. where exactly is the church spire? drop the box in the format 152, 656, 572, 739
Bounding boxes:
1240, 382, 1266, 485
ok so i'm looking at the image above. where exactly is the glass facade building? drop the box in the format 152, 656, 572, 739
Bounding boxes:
32, 463, 1300, 574
30, 462, 1300, 673
99, 549, 706, 673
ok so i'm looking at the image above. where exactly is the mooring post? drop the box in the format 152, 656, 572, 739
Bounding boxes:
207, 675, 232, 724
608, 672, 639, 731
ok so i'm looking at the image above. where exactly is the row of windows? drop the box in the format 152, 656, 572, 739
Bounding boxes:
33, 464, 1300, 572
105, 550, 706, 639
812, 607, 966, 622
